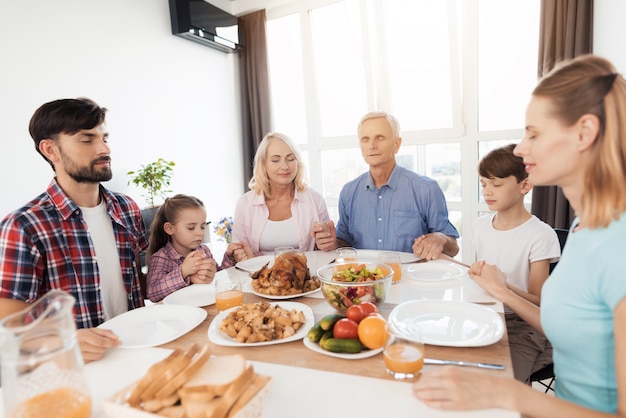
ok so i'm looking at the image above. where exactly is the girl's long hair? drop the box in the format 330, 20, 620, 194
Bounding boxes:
146, 194, 205, 263
533, 55, 626, 228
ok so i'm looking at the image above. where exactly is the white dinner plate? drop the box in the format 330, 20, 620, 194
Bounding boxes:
406, 260, 465, 282
162, 284, 215, 307
98, 305, 207, 348
248, 285, 321, 300
388, 300, 504, 347
208, 301, 314, 346
235, 255, 274, 272
303, 337, 383, 360
349, 249, 417, 263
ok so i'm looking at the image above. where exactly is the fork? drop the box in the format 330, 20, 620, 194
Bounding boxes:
401, 256, 470, 269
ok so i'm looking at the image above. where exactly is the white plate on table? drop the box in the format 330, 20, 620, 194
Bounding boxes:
235, 255, 274, 272
406, 260, 465, 282
162, 284, 215, 307
208, 301, 314, 346
303, 337, 383, 360
98, 305, 207, 348
388, 300, 504, 347
350, 249, 417, 263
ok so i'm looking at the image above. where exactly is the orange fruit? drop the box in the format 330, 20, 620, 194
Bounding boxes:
357, 315, 387, 349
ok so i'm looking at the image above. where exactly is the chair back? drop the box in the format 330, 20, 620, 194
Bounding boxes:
549, 228, 569, 274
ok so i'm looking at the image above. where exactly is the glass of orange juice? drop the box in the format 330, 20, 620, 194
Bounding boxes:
383, 323, 424, 380
215, 276, 244, 311
378, 252, 402, 284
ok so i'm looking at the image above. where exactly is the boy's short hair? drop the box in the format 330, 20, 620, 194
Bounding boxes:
478, 144, 528, 182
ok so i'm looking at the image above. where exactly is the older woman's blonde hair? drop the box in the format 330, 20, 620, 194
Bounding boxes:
534, 54, 626, 228
357, 111, 401, 139
248, 132, 308, 198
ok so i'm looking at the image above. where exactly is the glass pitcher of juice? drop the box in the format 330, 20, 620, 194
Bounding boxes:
0, 289, 92, 418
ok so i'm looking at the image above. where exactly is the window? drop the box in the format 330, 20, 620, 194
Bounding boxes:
266, 0, 540, 261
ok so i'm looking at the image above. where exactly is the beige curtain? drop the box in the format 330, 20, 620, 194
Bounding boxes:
238, 10, 272, 191
531, 0, 593, 229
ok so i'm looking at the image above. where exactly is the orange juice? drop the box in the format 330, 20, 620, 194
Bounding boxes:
12, 387, 91, 418
215, 289, 244, 311
388, 262, 402, 283
384, 343, 424, 374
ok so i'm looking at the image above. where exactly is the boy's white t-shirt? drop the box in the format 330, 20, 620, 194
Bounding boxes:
80, 201, 127, 320
472, 213, 560, 292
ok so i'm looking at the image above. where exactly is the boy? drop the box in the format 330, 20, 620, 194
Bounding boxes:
473, 144, 560, 382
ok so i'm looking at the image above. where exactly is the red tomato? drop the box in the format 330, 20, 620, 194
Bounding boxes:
358, 301, 379, 316
333, 318, 359, 339
367, 312, 385, 320
346, 305, 366, 323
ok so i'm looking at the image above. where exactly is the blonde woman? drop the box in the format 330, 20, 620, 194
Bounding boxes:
232, 132, 331, 257
413, 55, 626, 417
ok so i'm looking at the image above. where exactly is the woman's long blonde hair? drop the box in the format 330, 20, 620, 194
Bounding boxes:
248, 132, 308, 198
533, 54, 626, 228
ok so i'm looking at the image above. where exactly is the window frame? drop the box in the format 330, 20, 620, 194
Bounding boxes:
265, 0, 535, 262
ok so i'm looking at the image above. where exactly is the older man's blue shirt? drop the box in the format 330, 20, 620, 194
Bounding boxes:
336, 165, 458, 253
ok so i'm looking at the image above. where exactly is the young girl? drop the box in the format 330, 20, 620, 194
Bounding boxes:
146, 194, 251, 302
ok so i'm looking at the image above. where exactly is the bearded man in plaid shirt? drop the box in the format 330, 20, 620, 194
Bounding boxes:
0, 98, 148, 362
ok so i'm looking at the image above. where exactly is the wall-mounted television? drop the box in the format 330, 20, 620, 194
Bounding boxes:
169, 0, 243, 53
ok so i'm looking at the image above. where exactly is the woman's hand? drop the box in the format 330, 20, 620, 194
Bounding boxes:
413, 366, 516, 411
311, 220, 336, 251
227, 241, 253, 262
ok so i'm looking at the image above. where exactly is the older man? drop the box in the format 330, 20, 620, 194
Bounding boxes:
314, 111, 459, 259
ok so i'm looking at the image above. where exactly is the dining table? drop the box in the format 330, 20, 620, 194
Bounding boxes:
0, 250, 521, 418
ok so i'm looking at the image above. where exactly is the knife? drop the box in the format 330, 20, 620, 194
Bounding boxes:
424, 358, 505, 370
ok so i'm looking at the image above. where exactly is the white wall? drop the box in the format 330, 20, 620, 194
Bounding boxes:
0, 0, 245, 229
594, 0, 626, 73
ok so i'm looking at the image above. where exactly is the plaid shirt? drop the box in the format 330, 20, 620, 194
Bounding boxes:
0, 179, 148, 328
146, 242, 233, 302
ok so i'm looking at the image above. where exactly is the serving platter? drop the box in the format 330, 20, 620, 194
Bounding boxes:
208, 301, 314, 347
388, 300, 504, 347
405, 260, 465, 282
246, 283, 321, 300
303, 338, 383, 360
162, 284, 215, 307
98, 305, 207, 348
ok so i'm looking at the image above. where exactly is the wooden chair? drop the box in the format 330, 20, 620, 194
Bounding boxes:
530, 228, 569, 392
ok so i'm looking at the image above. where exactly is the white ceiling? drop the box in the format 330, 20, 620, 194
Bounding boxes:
212, 0, 290, 16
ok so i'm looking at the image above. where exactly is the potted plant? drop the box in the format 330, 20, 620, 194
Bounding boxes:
127, 158, 176, 208
127, 158, 176, 249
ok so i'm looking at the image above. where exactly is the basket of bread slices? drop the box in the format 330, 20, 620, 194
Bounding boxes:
102, 344, 271, 418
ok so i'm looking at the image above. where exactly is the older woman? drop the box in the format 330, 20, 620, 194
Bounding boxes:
231, 132, 331, 258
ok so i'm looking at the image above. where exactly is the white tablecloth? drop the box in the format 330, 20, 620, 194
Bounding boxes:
0, 347, 518, 418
